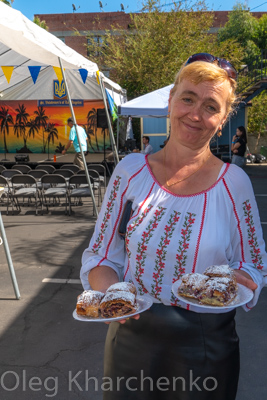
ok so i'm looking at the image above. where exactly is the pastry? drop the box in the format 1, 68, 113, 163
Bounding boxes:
204, 264, 237, 282
100, 290, 137, 318
198, 277, 237, 306
106, 281, 137, 295
177, 273, 209, 299
76, 290, 105, 317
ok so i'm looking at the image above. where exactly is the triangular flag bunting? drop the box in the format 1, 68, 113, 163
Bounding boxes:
28, 66, 41, 84
1, 66, 14, 83
53, 66, 63, 83
96, 70, 100, 85
79, 69, 88, 84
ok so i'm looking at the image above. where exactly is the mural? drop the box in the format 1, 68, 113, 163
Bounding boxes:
0, 100, 110, 154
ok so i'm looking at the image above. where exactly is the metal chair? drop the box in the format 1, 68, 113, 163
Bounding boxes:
28, 169, 49, 189
68, 174, 96, 215
10, 174, 41, 215
0, 165, 6, 173
53, 169, 74, 179
41, 174, 70, 215
60, 164, 80, 174
35, 164, 56, 174
88, 163, 107, 188
1, 169, 23, 180
0, 175, 17, 215
77, 169, 102, 204
11, 164, 31, 174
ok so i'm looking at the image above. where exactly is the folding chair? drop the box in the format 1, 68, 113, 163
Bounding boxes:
88, 163, 107, 188
28, 169, 49, 189
11, 164, 31, 174
41, 174, 70, 215
11, 174, 41, 215
60, 164, 80, 174
0, 165, 6, 173
35, 164, 56, 174
0, 175, 17, 215
76, 170, 102, 205
1, 169, 23, 180
68, 174, 96, 215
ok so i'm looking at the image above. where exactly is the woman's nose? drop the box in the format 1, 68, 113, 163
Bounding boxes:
188, 105, 202, 121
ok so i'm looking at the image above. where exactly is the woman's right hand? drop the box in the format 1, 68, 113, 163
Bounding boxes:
105, 314, 140, 325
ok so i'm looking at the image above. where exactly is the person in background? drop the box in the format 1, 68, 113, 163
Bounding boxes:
231, 126, 247, 168
133, 136, 154, 155
62, 117, 88, 169
80, 53, 267, 400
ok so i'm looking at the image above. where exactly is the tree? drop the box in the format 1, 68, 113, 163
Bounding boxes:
217, 3, 264, 64
0, 0, 13, 6
44, 123, 58, 154
87, 0, 235, 99
34, 106, 49, 152
247, 92, 267, 151
33, 16, 48, 31
15, 104, 30, 149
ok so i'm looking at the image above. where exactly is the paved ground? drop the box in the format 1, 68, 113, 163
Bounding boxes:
0, 163, 266, 399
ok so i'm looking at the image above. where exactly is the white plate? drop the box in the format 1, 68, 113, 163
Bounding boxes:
73, 294, 153, 322
172, 279, 253, 310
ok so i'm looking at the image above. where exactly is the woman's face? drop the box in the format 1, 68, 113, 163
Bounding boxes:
236, 128, 242, 136
168, 78, 230, 151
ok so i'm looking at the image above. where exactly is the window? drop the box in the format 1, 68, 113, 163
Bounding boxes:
87, 36, 105, 57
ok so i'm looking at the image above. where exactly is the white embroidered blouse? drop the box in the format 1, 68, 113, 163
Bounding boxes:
80, 153, 267, 313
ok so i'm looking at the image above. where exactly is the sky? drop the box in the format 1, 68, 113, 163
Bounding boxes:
11, 0, 267, 20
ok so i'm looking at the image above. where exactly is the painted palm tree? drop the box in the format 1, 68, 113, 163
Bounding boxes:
82, 124, 95, 152
15, 104, 29, 148
44, 123, 58, 156
0, 107, 14, 154
87, 108, 99, 151
34, 106, 49, 152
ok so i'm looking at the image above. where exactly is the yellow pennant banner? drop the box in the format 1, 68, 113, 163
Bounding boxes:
1, 66, 14, 83
53, 66, 63, 83
96, 70, 100, 85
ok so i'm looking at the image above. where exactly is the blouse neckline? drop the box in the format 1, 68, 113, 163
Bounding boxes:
145, 154, 230, 198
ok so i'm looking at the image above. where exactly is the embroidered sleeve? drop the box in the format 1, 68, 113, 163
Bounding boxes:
226, 169, 267, 310
80, 155, 146, 290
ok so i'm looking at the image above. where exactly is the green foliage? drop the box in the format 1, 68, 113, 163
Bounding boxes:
87, 0, 242, 99
217, 2, 266, 65
247, 92, 267, 136
33, 16, 49, 31
0, 0, 13, 5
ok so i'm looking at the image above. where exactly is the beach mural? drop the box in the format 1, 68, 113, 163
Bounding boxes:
0, 100, 110, 154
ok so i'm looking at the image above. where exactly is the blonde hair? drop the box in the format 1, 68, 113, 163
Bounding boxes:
170, 61, 237, 119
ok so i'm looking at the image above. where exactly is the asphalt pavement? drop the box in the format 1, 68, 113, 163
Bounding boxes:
0, 163, 266, 400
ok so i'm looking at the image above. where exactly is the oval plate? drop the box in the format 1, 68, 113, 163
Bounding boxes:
73, 294, 153, 322
172, 279, 253, 310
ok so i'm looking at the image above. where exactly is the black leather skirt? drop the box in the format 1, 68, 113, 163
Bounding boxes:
103, 304, 239, 400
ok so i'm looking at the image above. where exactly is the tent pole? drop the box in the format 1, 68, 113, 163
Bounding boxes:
98, 72, 119, 165
58, 57, 99, 217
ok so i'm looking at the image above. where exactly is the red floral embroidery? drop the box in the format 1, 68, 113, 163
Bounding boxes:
135, 206, 166, 294
92, 176, 121, 253
151, 211, 180, 300
171, 212, 196, 305
243, 200, 263, 270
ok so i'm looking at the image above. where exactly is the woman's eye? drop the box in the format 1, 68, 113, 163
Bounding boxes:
207, 105, 217, 112
182, 97, 192, 103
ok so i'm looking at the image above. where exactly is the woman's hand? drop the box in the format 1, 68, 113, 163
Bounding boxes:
234, 270, 258, 291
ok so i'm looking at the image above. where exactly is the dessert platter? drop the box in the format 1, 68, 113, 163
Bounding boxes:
172, 265, 254, 310
73, 282, 153, 322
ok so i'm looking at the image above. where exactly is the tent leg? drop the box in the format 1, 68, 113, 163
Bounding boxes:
58, 57, 99, 217
0, 212, 20, 299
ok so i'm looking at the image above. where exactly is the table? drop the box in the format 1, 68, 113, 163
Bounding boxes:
0, 187, 20, 299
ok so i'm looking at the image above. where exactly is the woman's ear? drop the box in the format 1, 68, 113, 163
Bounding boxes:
168, 94, 172, 113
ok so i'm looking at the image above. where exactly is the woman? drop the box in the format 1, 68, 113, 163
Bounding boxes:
80, 54, 267, 400
231, 126, 247, 168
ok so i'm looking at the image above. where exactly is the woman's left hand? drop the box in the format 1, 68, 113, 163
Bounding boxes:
234, 270, 258, 291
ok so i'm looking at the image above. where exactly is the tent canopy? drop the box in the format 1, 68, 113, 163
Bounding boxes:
118, 84, 173, 118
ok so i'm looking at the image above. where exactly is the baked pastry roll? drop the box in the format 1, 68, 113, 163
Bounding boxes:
100, 291, 137, 318
76, 290, 105, 317
198, 277, 237, 306
106, 281, 137, 295
204, 264, 236, 282
178, 273, 209, 299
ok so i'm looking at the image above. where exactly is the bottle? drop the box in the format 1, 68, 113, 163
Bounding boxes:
53, 154, 57, 162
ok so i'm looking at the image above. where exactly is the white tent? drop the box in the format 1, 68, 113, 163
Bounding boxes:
118, 84, 173, 118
